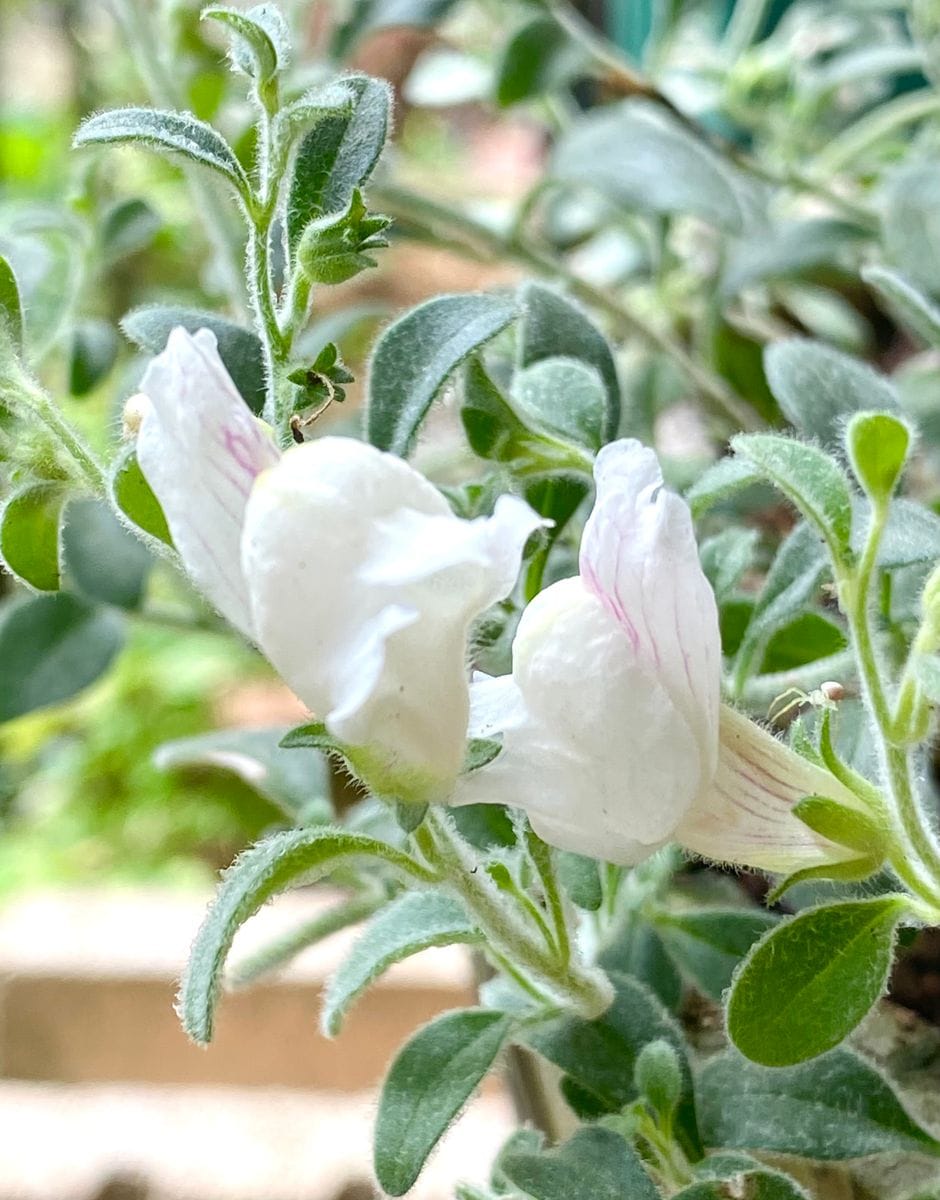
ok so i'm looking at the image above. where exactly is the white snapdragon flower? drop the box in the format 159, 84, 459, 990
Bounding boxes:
457, 439, 861, 873
134, 327, 542, 804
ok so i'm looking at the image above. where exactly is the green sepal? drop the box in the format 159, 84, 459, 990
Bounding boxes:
792, 795, 886, 855
287, 341, 355, 406
297, 187, 391, 285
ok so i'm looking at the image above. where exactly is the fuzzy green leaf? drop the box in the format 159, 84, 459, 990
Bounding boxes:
698, 1047, 940, 1159
727, 896, 908, 1065
179, 827, 433, 1044
322, 891, 479, 1035
847, 411, 911, 504
367, 293, 517, 456
0, 483, 65, 591
374, 1008, 512, 1195
652, 908, 778, 1002
0, 253, 24, 352
74, 108, 250, 197
61, 499, 152, 610
864, 265, 940, 347
499, 1126, 659, 1200
110, 444, 173, 546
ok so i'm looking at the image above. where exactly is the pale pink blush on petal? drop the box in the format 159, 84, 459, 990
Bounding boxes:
137, 327, 279, 637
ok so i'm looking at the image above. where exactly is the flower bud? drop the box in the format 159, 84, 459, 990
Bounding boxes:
635, 1039, 682, 1121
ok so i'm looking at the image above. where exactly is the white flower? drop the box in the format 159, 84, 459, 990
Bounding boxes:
456, 439, 862, 873
135, 327, 542, 804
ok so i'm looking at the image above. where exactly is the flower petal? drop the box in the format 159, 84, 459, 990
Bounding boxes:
137, 327, 278, 635
579, 439, 720, 774
241, 437, 540, 802
676, 705, 860, 872
454, 576, 705, 861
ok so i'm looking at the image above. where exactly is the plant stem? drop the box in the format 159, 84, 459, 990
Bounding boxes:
109, 0, 248, 315
6, 370, 107, 495
843, 503, 940, 909
524, 826, 570, 965
371, 183, 760, 432
415, 811, 611, 1019
816, 90, 940, 174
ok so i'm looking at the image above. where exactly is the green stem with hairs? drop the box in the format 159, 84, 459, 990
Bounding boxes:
414, 810, 611, 1019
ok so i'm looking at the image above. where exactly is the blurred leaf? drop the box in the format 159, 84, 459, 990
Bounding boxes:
286, 75, 390, 256
598, 918, 683, 1011
0, 592, 124, 723
864, 264, 940, 347
68, 319, 119, 397
73, 108, 250, 198
551, 100, 762, 233
334, 0, 460, 55
721, 219, 867, 298
764, 339, 898, 447
122, 305, 265, 413
155, 726, 333, 825
881, 162, 940, 298
367, 293, 517, 455
699, 528, 760, 603
687, 457, 762, 517
556, 851, 602, 911
323, 891, 479, 1035
374, 1008, 512, 1196
511, 357, 606, 453
100, 198, 161, 264
61, 499, 152, 610
760, 611, 847, 672
0, 483, 65, 591
861, 498, 940, 567
652, 907, 778, 1001
711, 322, 780, 425
0, 253, 23, 351
495, 16, 587, 107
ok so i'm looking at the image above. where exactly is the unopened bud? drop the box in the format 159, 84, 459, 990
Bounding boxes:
122, 392, 150, 440
635, 1038, 682, 1121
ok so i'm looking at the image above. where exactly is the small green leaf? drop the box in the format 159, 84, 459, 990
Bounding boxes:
847, 410, 911, 505
155, 726, 333, 825
179, 827, 433, 1044
495, 15, 587, 107
699, 528, 760, 604
202, 4, 288, 82
0, 593, 124, 723
732, 433, 854, 568
698, 1047, 940, 1159
760, 611, 847, 673
499, 1126, 659, 1200
122, 306, 265, 414
0, 253, 24, 351
874, 498, 940, 567
652, 908, 778, 1002
286, 74, 390, 256
367, 293, 518, 456
460, 356, 529, 462
463, 736, 502, 773
635, 1038, 682, 1120
110, 444, 173, 546
511, 357, 606, 453
598, 918, 683, 1011
322, 891, 479, 1035
61, 498, 152, 610
727, 896, 908, 1065
764, 338, 898, 447
864, 265, 940, 347
517, 282, 619, 443
722, 218, 867, 299
74, 107, 250, 198
374, 1008, 512, 1196
0, 483, 65, 591
68, 319, 119, 397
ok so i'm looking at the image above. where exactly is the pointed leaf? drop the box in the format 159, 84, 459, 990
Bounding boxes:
74, 108, 250, 197
0, 253, 23, 351
367, 293, 517, 455
179, 827, 434, 1044
110, 444, 173, 546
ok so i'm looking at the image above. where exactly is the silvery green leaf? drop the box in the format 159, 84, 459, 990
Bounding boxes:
74, 108, 250, 198
864, 265, 940, 347
551, 99, 763, 233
